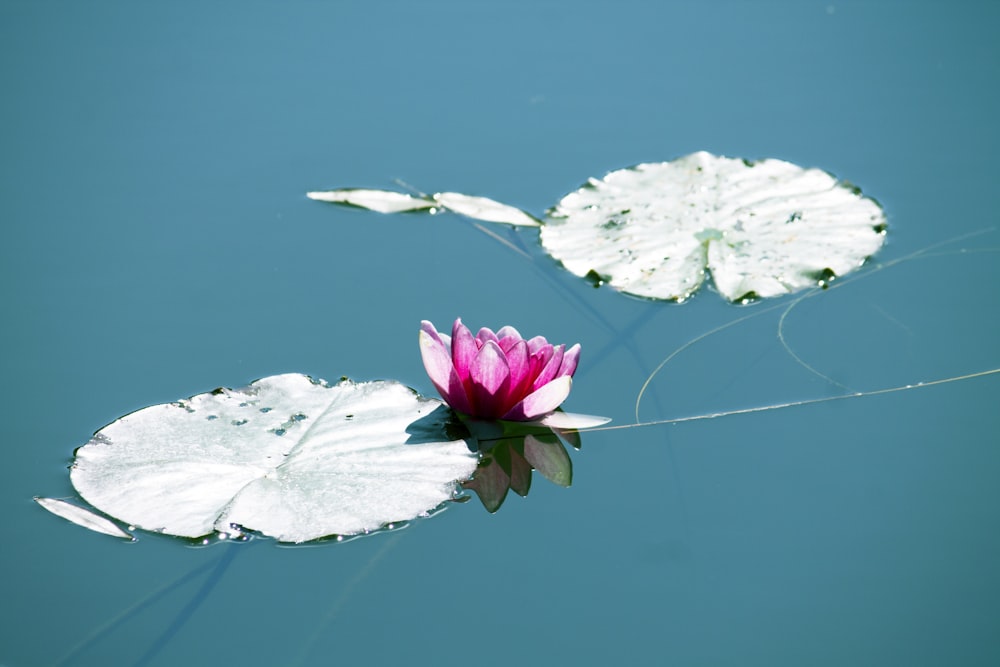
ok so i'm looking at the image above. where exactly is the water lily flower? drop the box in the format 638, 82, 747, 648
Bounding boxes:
419, 319, 581, 421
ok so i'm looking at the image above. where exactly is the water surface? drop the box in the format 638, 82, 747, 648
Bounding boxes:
2, 2, 998, 666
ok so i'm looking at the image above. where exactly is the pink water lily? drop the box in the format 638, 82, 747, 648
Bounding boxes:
419, 319, 581, 421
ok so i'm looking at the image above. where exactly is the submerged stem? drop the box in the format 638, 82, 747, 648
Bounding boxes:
598, 367, 1000, 433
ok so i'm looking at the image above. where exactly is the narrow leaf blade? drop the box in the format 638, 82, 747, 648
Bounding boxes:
433, 192, 541, 226
35, 497, 134, 540
307, 188, 434, 214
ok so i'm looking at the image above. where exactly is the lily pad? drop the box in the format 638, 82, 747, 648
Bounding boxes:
309, 151, 886, 302
55, 374, 479, 543
542, 152, 887, 302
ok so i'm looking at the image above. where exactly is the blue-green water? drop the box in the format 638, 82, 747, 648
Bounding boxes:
2, 2, 999, 665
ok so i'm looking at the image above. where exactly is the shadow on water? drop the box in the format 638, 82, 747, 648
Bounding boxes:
129, 545, 240, 667
54, 532, 408, 667
55, 544, 241, 667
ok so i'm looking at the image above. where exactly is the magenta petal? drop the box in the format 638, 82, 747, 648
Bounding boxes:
504, 339, 531, 400
526, 335, 549, 355
496, 325, 522, 341
503, 376, 572, 420
528, 345, 553, 381
476, 327, 499, 345
558, 344, 581, 378
451, 319, 476, 383
419, 327, 472, 414
419, 321, 450, 376
498, 336, 520, 354
471, 342, 509, 393
532, 344, 565, 390
469, 340, 511, 418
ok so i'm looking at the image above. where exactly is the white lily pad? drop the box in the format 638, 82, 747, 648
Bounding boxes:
66, 374, 479, 543
541, 152, 887, 302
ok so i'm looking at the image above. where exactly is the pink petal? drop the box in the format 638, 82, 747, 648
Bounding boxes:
532, 344, 565, 391
419, 326, 472, 414
451, 318, 476, 384
526, 335, 549, 355
528, 344, 553, 382
504, 339, 531, 402
476, 327, 499, 346
498, 336, 521, 354
558, 344, 581, 378
502, 375, 572, 420
496, 325, 522, 341
469, 340, 510, 418
419, 321, 450, 380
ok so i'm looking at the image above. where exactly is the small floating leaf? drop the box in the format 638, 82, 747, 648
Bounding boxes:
65, 374, 479, 543
34, 497, 134, 540
308, 188, 540, 226
541, 152, 887, 302
306, 188, 434, 214
432, 192, 541, 226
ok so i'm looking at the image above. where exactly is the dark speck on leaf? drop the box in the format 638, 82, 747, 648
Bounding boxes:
584, 269, 609, 288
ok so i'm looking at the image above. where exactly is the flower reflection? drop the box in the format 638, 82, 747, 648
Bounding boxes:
460, 420, 580, 513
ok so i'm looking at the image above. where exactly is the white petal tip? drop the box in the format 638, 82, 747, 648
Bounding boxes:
532, 412, 611, 430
